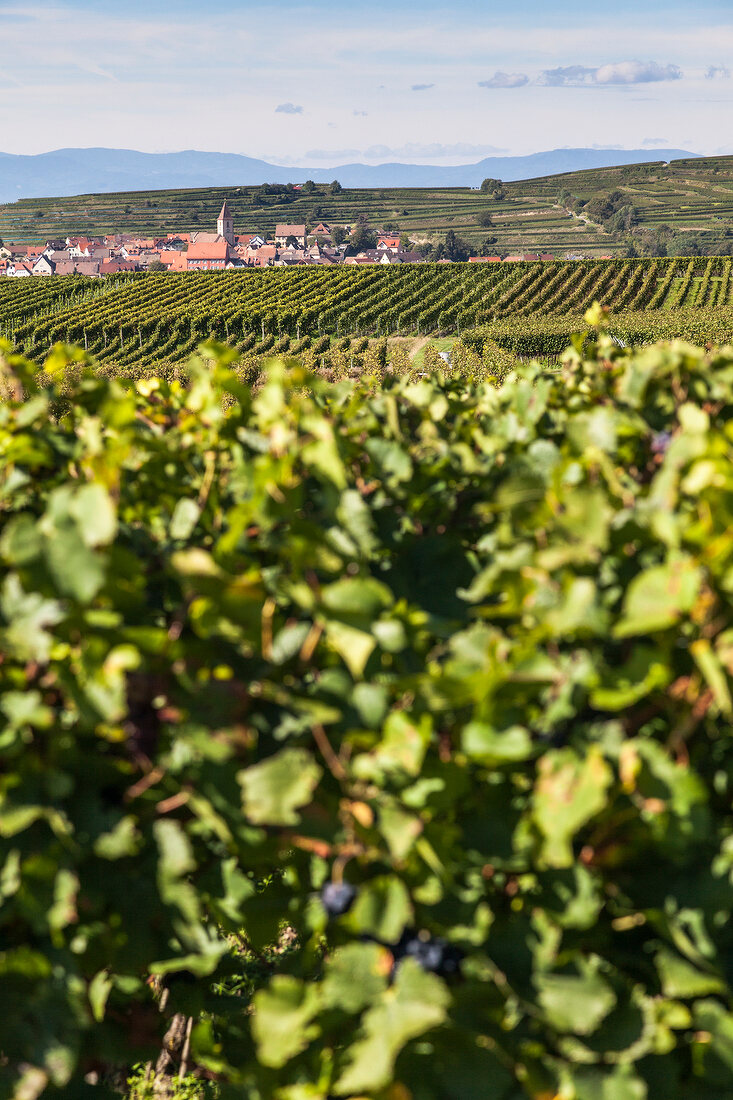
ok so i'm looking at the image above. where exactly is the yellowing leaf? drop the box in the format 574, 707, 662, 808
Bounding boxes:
238, 748, 322, 825
533, 747, 612, 868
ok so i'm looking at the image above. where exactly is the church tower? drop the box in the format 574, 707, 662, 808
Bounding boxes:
217, 200, 234, 245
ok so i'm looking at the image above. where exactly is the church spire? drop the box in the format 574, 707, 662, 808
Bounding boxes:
217, 200, 234, 245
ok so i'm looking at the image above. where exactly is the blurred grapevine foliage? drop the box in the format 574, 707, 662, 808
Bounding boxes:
1, 314, 733, 1098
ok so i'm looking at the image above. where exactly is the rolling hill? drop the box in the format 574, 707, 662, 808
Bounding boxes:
2, 154, 733, 258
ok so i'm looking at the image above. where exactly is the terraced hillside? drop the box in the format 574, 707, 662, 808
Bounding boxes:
4, 156, 733, 256
2, 258, 733, 372
0, 182, 612, 255
520, 157, 733, 252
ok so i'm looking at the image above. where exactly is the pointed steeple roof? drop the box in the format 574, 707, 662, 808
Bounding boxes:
218, 201, 232, 221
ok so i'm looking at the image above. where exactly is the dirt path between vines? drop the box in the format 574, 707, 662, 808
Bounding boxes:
408, 337, 429, 360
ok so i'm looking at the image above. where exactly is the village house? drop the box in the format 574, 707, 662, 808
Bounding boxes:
377, 234, 401, 252
275, 223, 307, 248
2, 244, 30, 263
67, 237, 104, 258
185, 239, 232, 271
247, 244, 278, 267
155, 252, 184, 270
310, 223, 333, 243
101, 259, 138, 275
382, 250, 423, 264
33, 255, 56, 276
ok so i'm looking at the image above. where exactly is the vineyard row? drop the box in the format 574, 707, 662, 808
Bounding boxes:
0, 257, 731, 368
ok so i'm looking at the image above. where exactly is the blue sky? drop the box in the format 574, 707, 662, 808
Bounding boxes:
0, 0, 731, 162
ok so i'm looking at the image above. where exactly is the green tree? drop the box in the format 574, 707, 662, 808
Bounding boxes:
351, 217, 377, 252
444, 229, 470, 261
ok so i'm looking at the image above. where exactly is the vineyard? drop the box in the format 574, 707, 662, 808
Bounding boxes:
3, 327, 733, 1098
2, 258, 733, 371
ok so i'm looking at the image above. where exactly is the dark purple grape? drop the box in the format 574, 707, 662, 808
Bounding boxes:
405, 938, 446, 972
438, 943, 464, 977
392, 928, 464, 978
321, 882, 357, 917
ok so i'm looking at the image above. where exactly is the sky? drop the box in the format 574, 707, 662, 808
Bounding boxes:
0, 0, 732, 164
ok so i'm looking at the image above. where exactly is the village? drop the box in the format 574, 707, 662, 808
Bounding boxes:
0, 201, 558, 277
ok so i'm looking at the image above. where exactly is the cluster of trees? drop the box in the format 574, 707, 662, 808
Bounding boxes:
480, 177, 506, 199
303, 180, 343, 195
414, 229, 473, 261
251, 181, 342, 208
560, 188, 641, 235
627, 224, 733, 258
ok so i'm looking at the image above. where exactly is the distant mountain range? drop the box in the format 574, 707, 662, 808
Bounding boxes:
0, 147, 701, 202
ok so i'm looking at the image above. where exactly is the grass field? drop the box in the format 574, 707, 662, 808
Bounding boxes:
3, 155, 733, 256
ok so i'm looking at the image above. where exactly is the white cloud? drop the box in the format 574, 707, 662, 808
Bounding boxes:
275, 103, 303, 115
538, 65, 597, 86
539, 60, 682, 86
706, 65, 731, 79
478, 72, 529, 89
595, 60, 682, 84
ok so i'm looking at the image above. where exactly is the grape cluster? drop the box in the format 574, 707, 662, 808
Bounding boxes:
393, 928, 464, 979
320, 884, 463, 978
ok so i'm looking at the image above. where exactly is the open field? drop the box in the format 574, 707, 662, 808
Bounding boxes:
4, 155, 733, 256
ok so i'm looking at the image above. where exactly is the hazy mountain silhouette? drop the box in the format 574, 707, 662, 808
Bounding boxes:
0, 146, 699, 201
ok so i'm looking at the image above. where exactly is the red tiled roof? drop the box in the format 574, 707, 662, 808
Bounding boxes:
275, 224, 306, 237
101, 260, 137, 273
187, 241, 230, 260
